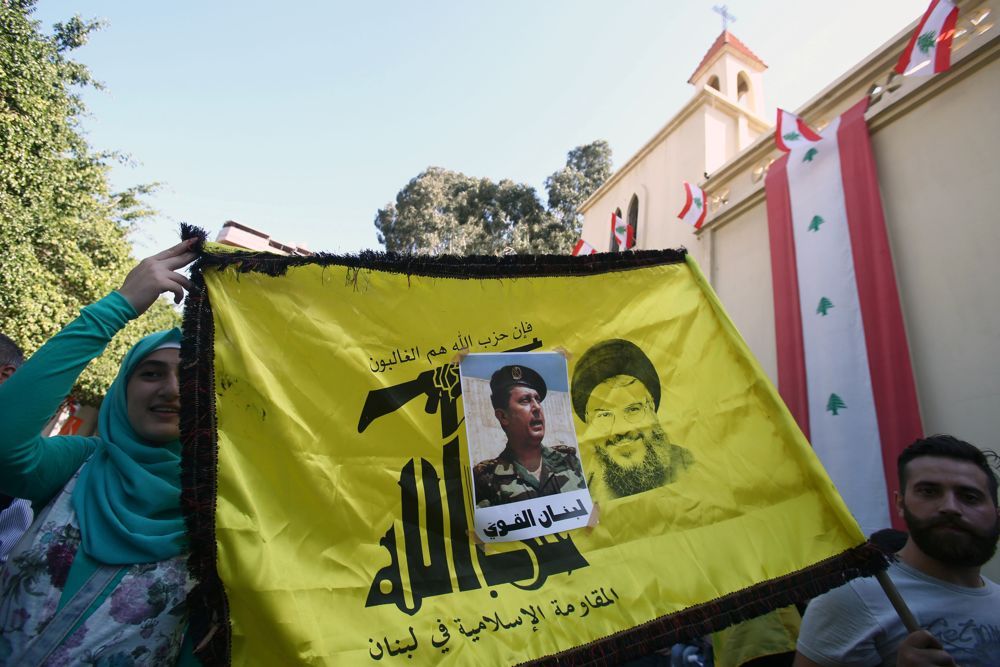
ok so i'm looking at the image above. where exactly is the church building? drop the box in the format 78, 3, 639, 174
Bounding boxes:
578, 28, 770, 266
580, 0, 998, 578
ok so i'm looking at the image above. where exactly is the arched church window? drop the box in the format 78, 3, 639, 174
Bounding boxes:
707, 75, 721, 91
737, 72, 751, 106
627, 194, 639, 248
610, 207, 623, 251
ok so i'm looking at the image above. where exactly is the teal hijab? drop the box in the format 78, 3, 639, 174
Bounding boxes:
71, 328, 187, 565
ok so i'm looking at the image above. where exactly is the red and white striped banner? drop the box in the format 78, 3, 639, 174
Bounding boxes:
611, 212, 634, 250
765, 98, 923, 536
677, 181, 708, 230
895, 0, 959, 76
572, 239, 597, 256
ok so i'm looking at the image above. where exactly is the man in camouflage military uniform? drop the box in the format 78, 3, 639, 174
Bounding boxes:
571, 339, 693, 502
473, 364, 586, 508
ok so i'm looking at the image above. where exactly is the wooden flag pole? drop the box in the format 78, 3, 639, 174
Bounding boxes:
874, 570, 920, 633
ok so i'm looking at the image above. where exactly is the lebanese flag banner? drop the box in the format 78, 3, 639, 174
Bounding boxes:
764, 98, 923, 536
677, 181, 708, 230
775, 109, 822, 153
611, 212, 634, 250
895, 0, 959, 76
572, 239, 597, 256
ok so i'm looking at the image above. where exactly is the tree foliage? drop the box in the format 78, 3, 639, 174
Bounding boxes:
375, 140, 612, 256
0, 1, 178, 405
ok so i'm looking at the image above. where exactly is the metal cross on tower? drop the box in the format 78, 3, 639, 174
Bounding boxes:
713, 4, 737, 32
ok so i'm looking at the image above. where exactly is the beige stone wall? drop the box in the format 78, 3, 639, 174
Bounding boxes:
708, 199, 777, 383
579, 99, 769, 269
700, 5, 1000, 577
581, 1, 1000, 577
580, 107, 709, 260
873, 55, 1000, 449
704, 23, 1000, 450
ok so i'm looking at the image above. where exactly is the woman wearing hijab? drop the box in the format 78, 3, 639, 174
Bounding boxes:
0, 240, 199, 665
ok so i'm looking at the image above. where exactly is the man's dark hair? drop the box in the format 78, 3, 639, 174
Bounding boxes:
898, 434, 998, 505
0, 333, 24, 369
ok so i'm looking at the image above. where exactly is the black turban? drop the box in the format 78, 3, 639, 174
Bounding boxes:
571, 339, 660, 421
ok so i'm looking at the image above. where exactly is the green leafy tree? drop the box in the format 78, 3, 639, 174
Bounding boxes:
826, 393, 847, 416
816, 297, 834, 316
375, 141, 612, 255
543, 140, 612, 251
374, 168, 550, 255
802, 147, 819, 162
808, 215, 825, 232
0, 1, 178, 405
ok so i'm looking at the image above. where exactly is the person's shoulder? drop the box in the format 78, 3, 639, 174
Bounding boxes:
474, 456, 514, 480
803, 574, 881, 623
797, 577, 884, 666
812, 576, 870, 603
547, 444, 580, 461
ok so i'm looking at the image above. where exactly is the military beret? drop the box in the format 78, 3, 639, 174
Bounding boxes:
571, 339, 660, 421
490, 364, 547, 409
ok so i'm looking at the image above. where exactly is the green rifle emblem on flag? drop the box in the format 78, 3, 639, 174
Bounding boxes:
803, 148, 819, 162
694, 197, 702, 209
817, 297, 833, 316
826, 393, 847, 416
808, 215, 824, 232
917, 31, 936, 54
783, 131, 801, 141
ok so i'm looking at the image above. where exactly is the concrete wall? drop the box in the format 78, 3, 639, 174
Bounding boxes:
580, 106, 710, 263
705, 37, 1000, 453
700, 11, 1000, 577
872, 54, 1000, 449
709, 199, 777, 383
582, 1, 1000, 576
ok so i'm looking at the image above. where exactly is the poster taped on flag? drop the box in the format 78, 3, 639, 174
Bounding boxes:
178, 233, 886, 666
461, 352, 594, 542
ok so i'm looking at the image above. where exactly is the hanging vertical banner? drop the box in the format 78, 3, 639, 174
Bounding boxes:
461, 352, 594, 542
179, 236, 884, 666
764, 100, 923, 537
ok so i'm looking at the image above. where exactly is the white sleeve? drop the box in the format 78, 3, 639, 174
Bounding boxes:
796, 581, 884, 667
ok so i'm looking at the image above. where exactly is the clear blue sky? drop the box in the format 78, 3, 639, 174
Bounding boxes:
32, 1, 928, 256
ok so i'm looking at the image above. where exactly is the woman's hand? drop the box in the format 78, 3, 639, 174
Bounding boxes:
118, 240, 198, 315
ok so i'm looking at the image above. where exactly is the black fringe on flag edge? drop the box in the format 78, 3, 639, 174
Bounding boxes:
175, 224, 888, 666
178, 224, 231, 665
183, 226, 688, 279
521, 541, 888, 666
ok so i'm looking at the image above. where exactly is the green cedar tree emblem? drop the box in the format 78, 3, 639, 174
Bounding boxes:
783, 131, 801, 141
808, 215, 824, 232
826, 393, 847, 416
817, 297, 834, 316
694, 197, 702, 209
616, 224, 626, 234
803, 147, 819, 162
917, 31, 936, 54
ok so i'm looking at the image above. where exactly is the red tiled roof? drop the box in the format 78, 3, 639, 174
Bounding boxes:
688, 31, 767, 84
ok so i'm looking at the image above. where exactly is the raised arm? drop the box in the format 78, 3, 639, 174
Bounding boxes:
0, 240, 196, 505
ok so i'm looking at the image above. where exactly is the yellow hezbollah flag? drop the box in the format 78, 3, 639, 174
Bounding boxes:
178, 234, 885, 666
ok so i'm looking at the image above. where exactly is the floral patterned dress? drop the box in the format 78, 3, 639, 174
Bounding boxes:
0, 467, 195, 666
